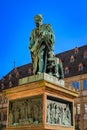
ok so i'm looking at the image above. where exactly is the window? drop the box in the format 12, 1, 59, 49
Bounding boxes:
78, 63, 84, 71
8, 74, 12, 80
71, 82, 75, 87
84, 55, 87, 59
0, 96, 2, 104
65, 67, 69, 75
1, 83, 5, 89
16, 72, 19, 78
75, 81, 80, 90
14, 67, 17, 73
2, 76, 5, 82
83, 51, 87, 59
83, 80, 87, 90
70, 55, 75, 63
76, 104, 80, 114
9, 81, 13, 88
28, 68, 32, 75
84, 103, 87, 114
74, 47, 79, 54
71, 81, 80, 90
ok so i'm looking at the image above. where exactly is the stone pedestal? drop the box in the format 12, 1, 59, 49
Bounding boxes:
3, 73, 78, 130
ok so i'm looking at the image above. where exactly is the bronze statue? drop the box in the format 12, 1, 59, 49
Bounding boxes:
29, 14, 64, 79
29, 14, 55, 74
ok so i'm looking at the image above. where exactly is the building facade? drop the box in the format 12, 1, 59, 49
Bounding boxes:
57, 45, 87, 130
0, 45, 87, 130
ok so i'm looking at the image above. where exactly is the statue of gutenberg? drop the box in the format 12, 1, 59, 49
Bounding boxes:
29, 14, 64, 79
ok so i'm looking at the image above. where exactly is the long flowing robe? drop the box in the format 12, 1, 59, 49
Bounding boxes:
29, 24, 55, 74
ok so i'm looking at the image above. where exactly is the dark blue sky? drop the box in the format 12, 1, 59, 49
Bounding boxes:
0, 0, 87, 79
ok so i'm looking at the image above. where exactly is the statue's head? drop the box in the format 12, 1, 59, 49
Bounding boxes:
34, 14, 43, 26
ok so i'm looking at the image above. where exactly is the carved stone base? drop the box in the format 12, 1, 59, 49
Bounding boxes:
3, 73, 78, 130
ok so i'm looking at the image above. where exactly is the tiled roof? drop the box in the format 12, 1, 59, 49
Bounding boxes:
0, 45, 87, 90
56, 45, 87, 78
0, 63, 33, 91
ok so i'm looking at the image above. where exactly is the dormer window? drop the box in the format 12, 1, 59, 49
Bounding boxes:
14, 67, 17, 73
9, 81, 13, 88
83, 51, 87, 59
74, 47, 79, 54
65, 67, 69, 75
70, 55, 75, 63
2, 76, 5, 82
16, 72, 19, 78
28, 68, 32, 75
8, 74, 12, 80
78, 63, 84, 71
1, 83, 4, 89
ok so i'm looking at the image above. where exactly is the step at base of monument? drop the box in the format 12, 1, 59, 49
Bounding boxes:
4, 125, 75, 130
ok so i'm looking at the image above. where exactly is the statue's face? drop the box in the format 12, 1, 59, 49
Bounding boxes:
35, 21, 42, 27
